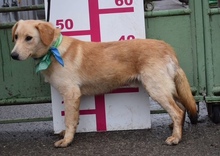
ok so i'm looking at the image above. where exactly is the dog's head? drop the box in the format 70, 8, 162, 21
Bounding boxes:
11, 20, 60, 60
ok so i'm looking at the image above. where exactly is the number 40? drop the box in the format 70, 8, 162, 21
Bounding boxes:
119, 35, 135, 41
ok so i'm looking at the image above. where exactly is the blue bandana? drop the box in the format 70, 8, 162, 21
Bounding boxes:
35, 34, 64, 73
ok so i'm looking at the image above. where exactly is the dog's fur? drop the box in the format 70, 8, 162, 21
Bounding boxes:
11, 20, 198, 147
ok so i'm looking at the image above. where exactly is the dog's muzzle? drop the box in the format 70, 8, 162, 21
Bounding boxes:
11, 52, 19, 60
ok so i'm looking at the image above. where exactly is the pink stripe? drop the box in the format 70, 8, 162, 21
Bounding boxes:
80, 109, 96, 115
99, 7, 134, 14
61, 111, 65, 116
62, 109, 97, 116
110, 87, 139, 94
95, 95, 107, 131
61, 30, 91, 36
88, 0, 101, 42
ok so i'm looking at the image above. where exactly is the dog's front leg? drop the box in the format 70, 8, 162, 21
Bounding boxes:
54, 89, 81, 148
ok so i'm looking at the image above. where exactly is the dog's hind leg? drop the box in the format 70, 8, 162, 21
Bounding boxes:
141, 73, 185, 145
169, 100, 186, 129
162, 97, 185, 145
54, 87, 81, 148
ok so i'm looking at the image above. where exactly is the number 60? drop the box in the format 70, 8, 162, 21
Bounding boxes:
115, 0, 133, 6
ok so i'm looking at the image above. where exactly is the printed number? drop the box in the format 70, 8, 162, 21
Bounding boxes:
119, 35, 135, 41
56, 19, 74, 30
115, 0, 133, 6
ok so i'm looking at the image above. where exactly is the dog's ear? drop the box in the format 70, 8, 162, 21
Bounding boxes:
35, 22, 55, 46
12, 21, 19, 42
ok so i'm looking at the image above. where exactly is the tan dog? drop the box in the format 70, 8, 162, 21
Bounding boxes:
11, 20, 198, 147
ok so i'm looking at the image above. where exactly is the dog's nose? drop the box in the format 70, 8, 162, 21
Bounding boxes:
11, 52, 19, 60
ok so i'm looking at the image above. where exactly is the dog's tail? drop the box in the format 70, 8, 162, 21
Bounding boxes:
175, 67, 198, 124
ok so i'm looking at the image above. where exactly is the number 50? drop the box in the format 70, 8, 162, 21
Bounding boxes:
56, 19, 74, 30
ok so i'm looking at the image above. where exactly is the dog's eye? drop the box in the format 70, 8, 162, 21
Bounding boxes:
14, 34, 18, 40
25, 36, 33, 41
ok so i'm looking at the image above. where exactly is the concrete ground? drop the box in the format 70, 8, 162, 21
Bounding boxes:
1, 102, 220, 156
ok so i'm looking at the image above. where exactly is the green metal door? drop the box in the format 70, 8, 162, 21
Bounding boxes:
203, 0, 220, 102
202, 0, 220, 122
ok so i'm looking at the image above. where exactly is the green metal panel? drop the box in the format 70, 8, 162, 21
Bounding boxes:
203, 0, 220, 102
211, 14, 220, 88
0, 29, 51, 105
0, 5, 51, 105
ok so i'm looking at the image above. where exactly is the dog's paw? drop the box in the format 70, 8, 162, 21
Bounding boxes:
54, 139, 71, 148
165, 136, 180, 145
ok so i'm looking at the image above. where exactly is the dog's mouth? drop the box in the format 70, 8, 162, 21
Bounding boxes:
33, 54, 44, 60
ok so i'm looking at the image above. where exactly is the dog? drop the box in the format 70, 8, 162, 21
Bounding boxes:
11, 20, 198, 147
